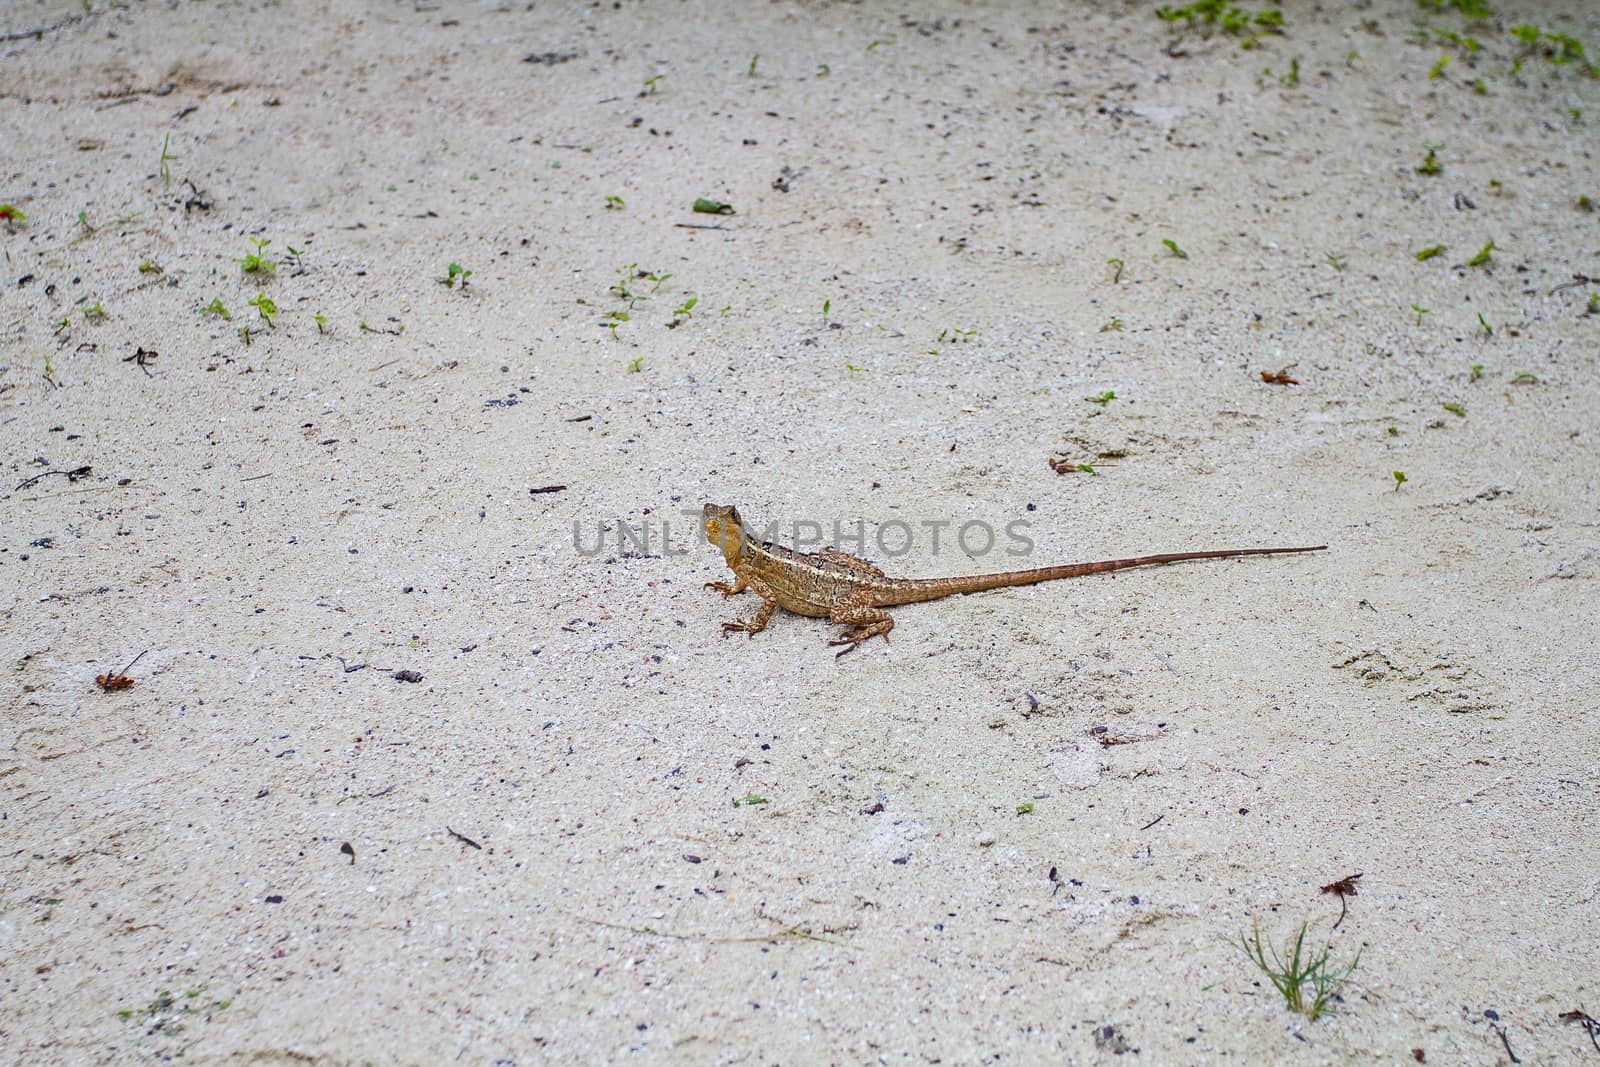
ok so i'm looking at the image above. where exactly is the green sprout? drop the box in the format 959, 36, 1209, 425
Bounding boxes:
936, 328, 976, 344
1467, 239, 1495, 266
248, 292, 278, 325
1016, 801, 1035, 815
313, 313, 328, 334
238, 237, 275, 274
605, 309, 630, 337
734, 793, 767, 807
822, 298, 831, 321
1107, 257, 1124, 283
1510, 371, 1538, 385
642, 73, 664, 94
445, 262, 472, 289
1442, 402, 1466, 417
1477, 312, 1492, 336
1429, 55, 1450, 79
1579, 195, 1595, 211
672, 296, 698, 319
748, 54, 760, 76
1326, 252, 1347, 271
604, 195, 625, 210
1240, 921, 1359, 1021
1415, 244, 1445, 261
201, 298, 231, 320
1416, 143, 1444, 176
1100, 317, 1124, 332
1588, 292, 1599, 315
1393, 470, 1408, 492
1162, 238, 1188, 259
626, 355, 644, 373
82, 302, 106, 321
1411, 304, 1430, 325
0, 203, 25, 224
1086, 390, 1116, 406
1469, 363, 1485, 382
137, 259, 161, 274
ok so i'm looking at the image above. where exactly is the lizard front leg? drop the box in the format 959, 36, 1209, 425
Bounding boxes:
827, 594, 895, 658
704, 574, 748, 597
721, 574, 778, 638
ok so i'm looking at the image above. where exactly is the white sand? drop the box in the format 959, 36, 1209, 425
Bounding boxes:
2, 0, 1597, 1061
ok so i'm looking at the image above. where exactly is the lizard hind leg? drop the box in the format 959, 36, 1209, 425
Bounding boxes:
827, 598, 895, 658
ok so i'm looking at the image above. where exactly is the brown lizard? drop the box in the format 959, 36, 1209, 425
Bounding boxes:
702, 503, 1326, 657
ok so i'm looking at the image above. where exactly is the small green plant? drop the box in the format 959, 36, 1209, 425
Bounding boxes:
1511, 371, 1538, 384
116, 987, 230, 1032
642, 73, 664, 94
1578, 195, 1595, 211
748, 54, 760, 76
672, 296, 698, 319
1393, 470, 1408, 492
1162, 238, 1188, 259
1467, 239, 1495, 266
0, 203, 25, 224
1469, 363, 1485, 382
248, 292, 277, 326
1477, 312, 1492, 336
1100, 317, 1124, 332
604, 195, 625, 210
1471, 77, 1488, 93
445, 262, 472, 289
1240, 921, 1359, 1020
1411, 304, 1430, 325
1016, 801, 1035, 815
1416, 143, 1444, 175
692, 197, 735, 215
1086, 390, 1117, 406
1442, 402, 1466, 417
936, 328, 976, 344
822, 298, 831, 322
201, 298, 231, 320
1107, 257, 1124, 283
1156, 1, 1285, 48
1415, 244, 1445, 261
238, 237, 275, 274
1326, 252, 1347, 271
1588, 292, 1599, 315
285, 245, 304, 271
1280, 56, 1300, 86
1429, 55, 1450, 79
734, 793, 767, 807
605, 309, 629, 338
626, 355, 644, 373
845, 363, 863, 373
312, 313, 328, 333
137, 259, 161, 274
82, 302, 106, 321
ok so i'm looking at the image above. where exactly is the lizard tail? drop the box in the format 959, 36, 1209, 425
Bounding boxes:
876, 545, 1328, 606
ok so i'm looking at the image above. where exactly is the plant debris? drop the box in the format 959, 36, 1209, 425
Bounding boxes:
96, 650, 147, 693
1320, 872, 1362, 928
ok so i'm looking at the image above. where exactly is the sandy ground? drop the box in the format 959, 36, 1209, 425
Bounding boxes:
2, 0, 1598, 1062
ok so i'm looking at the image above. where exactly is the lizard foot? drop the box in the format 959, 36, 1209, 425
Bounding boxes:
721, 621, 760, 639
705, 581, 745, 597
828, 628, 888, 658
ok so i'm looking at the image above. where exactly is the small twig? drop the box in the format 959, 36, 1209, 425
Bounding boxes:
529, 485, 568, 494
446, 826, 481, 850
1560, 1010, 1600, 1056
673, 223, 727, 231
1139, 814, 1165, 831
1489, 1020, 1520, 1063
1550, 274, 1593, 295
15, 465, 92, 491
577, 915, 841, 945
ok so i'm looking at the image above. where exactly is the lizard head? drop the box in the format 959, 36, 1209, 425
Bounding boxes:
702, 503, 747, 563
